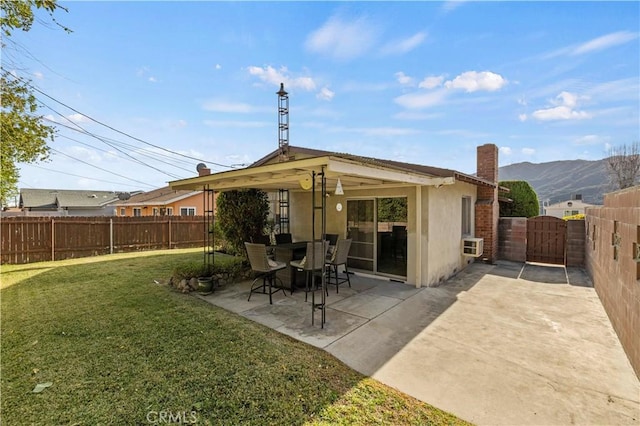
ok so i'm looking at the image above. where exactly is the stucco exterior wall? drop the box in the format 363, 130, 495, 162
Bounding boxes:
288, 182, 476, 287
116, 194, 205, 217
425, 181, 477, 285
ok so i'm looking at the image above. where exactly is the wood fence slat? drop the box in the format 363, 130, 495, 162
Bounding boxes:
1, 216, 206, 264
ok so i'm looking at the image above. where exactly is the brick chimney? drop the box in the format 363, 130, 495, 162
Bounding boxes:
198, 167, 211, 177
475, 144, 499, 263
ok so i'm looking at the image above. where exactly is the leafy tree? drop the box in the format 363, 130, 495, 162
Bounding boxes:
377, 197, 407, 222
606, 142, 640, 190
216, 189, 270, 256
0, 0, 69, 207
499, 180, 539, 218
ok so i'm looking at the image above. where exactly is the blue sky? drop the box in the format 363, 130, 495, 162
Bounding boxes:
7, 1, 639, 194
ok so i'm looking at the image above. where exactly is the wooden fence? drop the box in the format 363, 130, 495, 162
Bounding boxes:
1, 216, 207, 264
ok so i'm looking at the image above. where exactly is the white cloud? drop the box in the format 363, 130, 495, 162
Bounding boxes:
395, 71, 414, 86
518, 114, 527, 122
305, 15, 377, 60
332, 126, 420, 137
572, 31, 639, 55
531, 91, 592, 121
393, 111, 441, 120
67, 113, 89, 123
203, 120, 269, 128
500, 147, 513, 155
33, 71, 44, 80
394, 89, 448, 109
418, 76, 444, 89
316, 87, 335, 101
521, 148, 535, 155
574, 135, 608, 146
148, 76, 158, 83
381, 32, 427, 55
215, 64, 222, 70
441, 0, 468, 13
247, 65, 316, 91
202, 100, 257, 113
444, 71, 507, 92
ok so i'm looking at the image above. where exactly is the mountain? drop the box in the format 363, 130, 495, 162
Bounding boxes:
498, 159, 612, 205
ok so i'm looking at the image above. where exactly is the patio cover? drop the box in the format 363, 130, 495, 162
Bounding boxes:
169, 155, 463, 192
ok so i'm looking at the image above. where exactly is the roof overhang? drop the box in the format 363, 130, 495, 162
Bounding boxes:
169, 156, 455, 192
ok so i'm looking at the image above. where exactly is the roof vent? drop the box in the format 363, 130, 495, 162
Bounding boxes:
90, 194, 97, 198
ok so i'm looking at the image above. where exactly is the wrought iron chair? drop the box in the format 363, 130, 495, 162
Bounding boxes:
326, 238, 352, 293
290, 241, 329, 302
244, 242, 287, 304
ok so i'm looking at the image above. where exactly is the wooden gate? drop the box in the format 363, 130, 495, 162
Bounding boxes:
526, 216, 566, 265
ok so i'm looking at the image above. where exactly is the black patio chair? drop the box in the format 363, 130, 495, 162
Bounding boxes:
245, 242, 287, 304
290, 241, 329, 302
326, 238, 352, 293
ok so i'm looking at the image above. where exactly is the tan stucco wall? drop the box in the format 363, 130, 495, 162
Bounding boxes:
424, 181, 477, 286
288, 182, 477, 287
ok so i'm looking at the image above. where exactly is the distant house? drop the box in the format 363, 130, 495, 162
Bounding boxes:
114, 186, 207, 217
544, 197, 598, 218
16, 188, 123, 216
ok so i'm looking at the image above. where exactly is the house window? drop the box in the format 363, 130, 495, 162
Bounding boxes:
167, 207, 173, 216
180, 207, 196, 216
152, 207, 159, 216
119, 208, 125, 216
461, 196, 472, 236
133, 208, 142, 217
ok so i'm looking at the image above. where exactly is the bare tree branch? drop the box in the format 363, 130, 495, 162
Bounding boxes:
606, 141, 640, 190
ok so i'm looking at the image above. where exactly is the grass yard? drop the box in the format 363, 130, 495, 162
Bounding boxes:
1, 248, 469, 425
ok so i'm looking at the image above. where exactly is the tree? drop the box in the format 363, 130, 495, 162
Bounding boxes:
216, 189, 270, 256
606, 142, 640, 190
0, 0, 69, 207
499, 180, 539, 218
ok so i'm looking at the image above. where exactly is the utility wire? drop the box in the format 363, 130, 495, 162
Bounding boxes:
49, 147, 157, 188
23, 163, 150, 189
37, 100, 185, 180
2, 69, 234, 170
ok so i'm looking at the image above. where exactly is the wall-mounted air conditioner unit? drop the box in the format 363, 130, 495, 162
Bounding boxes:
462, 238, 483, 257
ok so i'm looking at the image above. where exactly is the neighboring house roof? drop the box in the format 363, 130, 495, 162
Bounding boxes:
20, 189, 121, 209
116, 186, 202, 206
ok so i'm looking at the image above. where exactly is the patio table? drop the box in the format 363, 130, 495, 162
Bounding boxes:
274, 242, 308, 291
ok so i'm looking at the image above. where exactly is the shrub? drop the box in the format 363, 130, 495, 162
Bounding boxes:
216, 189, 270, 256
499, 180, 539, 218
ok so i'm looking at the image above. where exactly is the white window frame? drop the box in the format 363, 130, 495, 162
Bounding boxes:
152, 207, 159, 216
119, 208, 125, 216
180, 207, 196, 216
167, 207, 174, 216
133, 207, 142, 217
461, 196, 472, 237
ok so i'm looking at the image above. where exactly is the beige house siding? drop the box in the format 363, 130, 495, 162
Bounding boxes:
425, 182, 477, 285
287, 181, 476, 287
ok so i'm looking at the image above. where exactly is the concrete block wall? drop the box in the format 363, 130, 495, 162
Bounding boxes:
585, 186, 640, 378
498, 217, 527, 262
566, 220, 586, 267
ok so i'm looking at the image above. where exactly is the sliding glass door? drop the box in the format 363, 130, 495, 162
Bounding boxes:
346, 197, 407, 278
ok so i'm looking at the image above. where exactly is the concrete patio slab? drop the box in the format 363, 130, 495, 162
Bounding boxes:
195, 262, 640, 425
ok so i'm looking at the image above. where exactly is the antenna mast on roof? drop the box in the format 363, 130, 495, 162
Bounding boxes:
277, 82, 289, 161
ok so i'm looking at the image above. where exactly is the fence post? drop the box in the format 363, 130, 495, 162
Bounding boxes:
110, 218, 114, 254
51, 217, 55, 261
168, 216, 172, 249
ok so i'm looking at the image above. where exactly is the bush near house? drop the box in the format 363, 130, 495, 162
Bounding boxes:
216, 189, 270, 256
499, 180, 539, 218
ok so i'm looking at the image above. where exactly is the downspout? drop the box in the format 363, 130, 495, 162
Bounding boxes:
415, 185, 422, 288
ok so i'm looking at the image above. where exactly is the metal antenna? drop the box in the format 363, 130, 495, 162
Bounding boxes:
277, 83, 289, 161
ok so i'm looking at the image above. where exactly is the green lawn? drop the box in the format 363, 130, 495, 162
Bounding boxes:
1, 249, 469, 425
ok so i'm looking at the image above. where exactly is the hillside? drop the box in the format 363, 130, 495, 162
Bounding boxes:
498, 159, 612, 205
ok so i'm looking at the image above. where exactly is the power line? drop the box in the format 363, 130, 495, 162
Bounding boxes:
22, 163, 151, 189
3, 69, 235, 170
37, 101, 185, 180
49, 147, 157, 188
